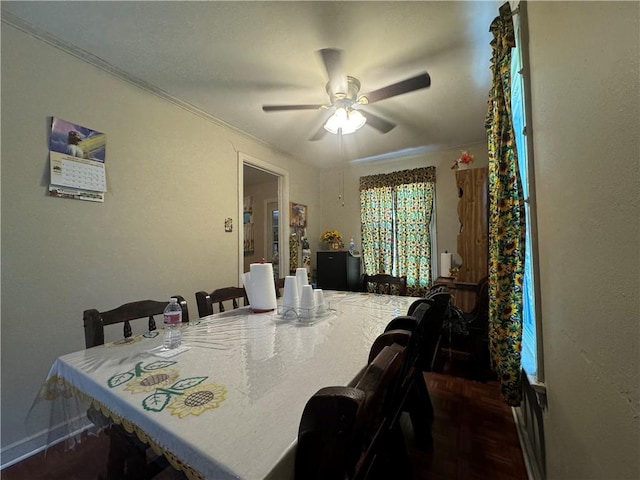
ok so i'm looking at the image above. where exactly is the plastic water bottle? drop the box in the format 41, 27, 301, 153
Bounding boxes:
163, 298, 182, 349
349, 238, 355, 254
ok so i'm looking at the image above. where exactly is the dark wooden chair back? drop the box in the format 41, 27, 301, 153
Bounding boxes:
296, 386, 365, 480
195, 286, 248, 317
83, 296, 189, 349
361, 273, 408, 296
422, 284, 452, 320
352, 344, 408, 479
384, 316, 423, 369
408, 292, 450, 371
381, 314, 436, 446
295, 345, 406, 480
430, 276, 491, 378
368, 329, 413, 366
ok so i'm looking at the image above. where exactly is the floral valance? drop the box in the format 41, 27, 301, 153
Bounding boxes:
359, 166, 436, 191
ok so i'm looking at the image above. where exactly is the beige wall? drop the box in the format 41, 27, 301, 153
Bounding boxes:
527, 2, 639, 479
3, 4, 639, 477
0, 24, 320, 454
318, 144, 489, 276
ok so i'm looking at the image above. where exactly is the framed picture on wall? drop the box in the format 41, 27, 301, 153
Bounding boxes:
290, 202, 307, 228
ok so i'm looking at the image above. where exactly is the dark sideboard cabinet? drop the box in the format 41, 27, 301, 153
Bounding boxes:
316, 251, 361, 291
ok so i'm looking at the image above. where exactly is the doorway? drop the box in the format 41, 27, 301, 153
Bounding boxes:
238, 152, 289, 284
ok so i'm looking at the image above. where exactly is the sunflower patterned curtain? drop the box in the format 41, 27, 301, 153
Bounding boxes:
359, 167, 435, 296
359, 184, 394, 278
485, 4, 526, 406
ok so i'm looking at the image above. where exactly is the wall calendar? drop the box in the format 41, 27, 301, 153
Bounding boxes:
48, 117, 107, 202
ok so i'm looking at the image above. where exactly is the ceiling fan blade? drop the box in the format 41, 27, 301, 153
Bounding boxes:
319, 48, 347, 95
360, 110, 396, 134
363, 72, 431, 104
262, 104, 325, 112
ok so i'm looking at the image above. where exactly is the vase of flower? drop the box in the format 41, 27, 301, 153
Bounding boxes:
321, 230, 343, 251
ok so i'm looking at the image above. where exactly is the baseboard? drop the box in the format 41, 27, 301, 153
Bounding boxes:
0, 418, 92, 470
512, 406, 544, 480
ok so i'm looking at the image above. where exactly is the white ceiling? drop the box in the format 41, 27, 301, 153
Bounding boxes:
2, 1, 500, 168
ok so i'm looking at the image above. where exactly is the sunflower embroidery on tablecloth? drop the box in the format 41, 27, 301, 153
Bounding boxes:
40, 374, 74, 401
107, 360, 178, 389
124, 369, 181, 395
167, 382, 227, 418
142, 377, 227, 416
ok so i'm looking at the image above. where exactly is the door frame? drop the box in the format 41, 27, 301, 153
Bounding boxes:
237, 152, 289, 285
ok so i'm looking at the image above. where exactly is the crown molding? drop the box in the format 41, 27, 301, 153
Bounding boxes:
1, 10, 280, 154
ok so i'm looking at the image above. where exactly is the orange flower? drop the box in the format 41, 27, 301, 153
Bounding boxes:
458, 150, 475, 164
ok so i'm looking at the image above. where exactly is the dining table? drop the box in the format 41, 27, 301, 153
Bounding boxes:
33, 290, 419, 480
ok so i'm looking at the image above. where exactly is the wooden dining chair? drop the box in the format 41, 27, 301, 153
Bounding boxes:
83, 296, 189, 349
361, 273, 408, 296
296, 385, 365, 480
83, 296, 189, 478
295, 344, 407, 480
353, 344, 410, 479
195, 286, 248, 317
348, 319, 433, 451
431, 276, 490, 378
377, 313, 438, 448
423, 285, 452, 322
408, 287, 451, 371
366, 329, 417, 436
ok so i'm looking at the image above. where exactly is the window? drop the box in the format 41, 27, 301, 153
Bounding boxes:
511, 12, 542, 381
359, 167, 436, 296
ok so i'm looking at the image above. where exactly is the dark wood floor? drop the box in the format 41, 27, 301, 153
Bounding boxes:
2, 367, 527, 480
408, 371, 527, 480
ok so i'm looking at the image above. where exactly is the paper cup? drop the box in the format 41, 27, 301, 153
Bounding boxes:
295, 268, 309, 295
283, 276, 299, 310
299, 285, 315, 318
314, 289, 326, 314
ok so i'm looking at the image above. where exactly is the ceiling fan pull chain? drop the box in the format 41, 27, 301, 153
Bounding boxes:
339, 130, 345, 207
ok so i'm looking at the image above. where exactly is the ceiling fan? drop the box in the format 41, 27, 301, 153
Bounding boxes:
262, 48, 431, 141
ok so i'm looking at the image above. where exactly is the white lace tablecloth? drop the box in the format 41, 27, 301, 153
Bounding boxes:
34, 291, 418, 480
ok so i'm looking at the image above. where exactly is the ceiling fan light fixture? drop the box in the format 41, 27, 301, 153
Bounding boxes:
324, 107, 366, 135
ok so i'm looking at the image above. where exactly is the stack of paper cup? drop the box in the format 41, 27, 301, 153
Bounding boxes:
299, 285, 315, 319
314, 289, 326, 315
283, 276, 299, 310
295, 268, 309, 294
